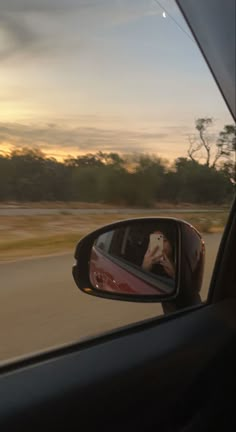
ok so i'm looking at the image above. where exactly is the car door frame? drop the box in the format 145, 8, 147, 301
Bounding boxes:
0, 197, 235, 432
0, 0, 235, 429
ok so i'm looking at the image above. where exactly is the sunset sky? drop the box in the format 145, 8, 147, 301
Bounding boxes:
0, 0, 233, 161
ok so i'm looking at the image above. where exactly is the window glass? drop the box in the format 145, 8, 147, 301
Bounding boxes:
0, 0, 234, 365
96, 231, 114, 253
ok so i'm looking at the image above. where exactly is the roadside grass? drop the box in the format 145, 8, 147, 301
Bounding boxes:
0, 211, 228, 261
0, 201, 116, 210
0, 233, 83, 260
0, 200, 231, 210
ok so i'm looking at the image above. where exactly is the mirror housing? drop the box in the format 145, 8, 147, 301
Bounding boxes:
72, 218, 205, 311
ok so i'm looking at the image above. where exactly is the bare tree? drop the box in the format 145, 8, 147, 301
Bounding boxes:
188, 118, 236, 168
188, 135, 204, 163
188, 118, 213, 166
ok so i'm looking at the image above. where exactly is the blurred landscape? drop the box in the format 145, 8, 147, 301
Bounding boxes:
0, 206, 229, 261
0, 119, 235, 260
0, 115, 234, 364
0, 0, 235, 365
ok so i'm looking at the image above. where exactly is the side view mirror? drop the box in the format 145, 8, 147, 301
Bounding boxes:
72, 218, 205, 310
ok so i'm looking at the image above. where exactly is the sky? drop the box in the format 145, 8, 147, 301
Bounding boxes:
0, 0, 233, 161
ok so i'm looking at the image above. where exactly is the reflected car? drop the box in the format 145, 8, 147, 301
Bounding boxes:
89, 222, 177, 297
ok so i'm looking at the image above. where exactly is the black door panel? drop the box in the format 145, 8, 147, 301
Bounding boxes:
0, 299, 236, 431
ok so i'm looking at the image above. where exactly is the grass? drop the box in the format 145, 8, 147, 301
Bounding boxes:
0, 233, 83, 260
0, 201, 116, 209
0, 211, 228, 261
178, 213, 228, 233
0, 200, 231, 210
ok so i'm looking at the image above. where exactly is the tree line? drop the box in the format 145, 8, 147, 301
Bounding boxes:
0, 119, 235, 206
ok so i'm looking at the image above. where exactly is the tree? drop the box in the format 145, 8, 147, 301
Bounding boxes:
8, 148, 47, 201
0, 155, 11, 200
217, 125, 236, 152
65, 153, 104, 168
96, 151, 125, 168
172, 157, 233, 204
217, 125, 236, 182
188, 118, 236, 168
135, 154, 167, 202
65, 151, 124, 169
188, 118, 213, 166
0, 147, 233, 205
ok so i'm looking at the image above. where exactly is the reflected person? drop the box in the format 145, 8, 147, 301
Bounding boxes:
141, 230, 175, 279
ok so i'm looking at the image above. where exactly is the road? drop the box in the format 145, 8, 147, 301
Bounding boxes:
0, 233, 222, 364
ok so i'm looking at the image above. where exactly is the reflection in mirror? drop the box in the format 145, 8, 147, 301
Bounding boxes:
89, 221, 178, 297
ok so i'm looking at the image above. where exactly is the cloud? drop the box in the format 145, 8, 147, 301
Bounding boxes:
0, 0, 178, 16
0, 0, 160, 61
0, 0, 83, 14
0, 121, 169, 157
0, 0, 151, 15
0, 14, 38, 60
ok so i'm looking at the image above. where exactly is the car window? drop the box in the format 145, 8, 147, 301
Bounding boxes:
95, 231, 114, 253
0, 0, 234, 365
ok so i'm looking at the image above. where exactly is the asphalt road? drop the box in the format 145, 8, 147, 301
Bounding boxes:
0, 233, 222, 364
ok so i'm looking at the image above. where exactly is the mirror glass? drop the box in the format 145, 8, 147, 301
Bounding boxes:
89, 220, 178, 297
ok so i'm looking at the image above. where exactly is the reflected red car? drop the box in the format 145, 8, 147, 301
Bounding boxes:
89, 245, 169, 296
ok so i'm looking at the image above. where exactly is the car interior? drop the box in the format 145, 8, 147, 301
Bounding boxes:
108, 222, 177, 268
91, 220, 178, 297
0, 1, 235, 431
